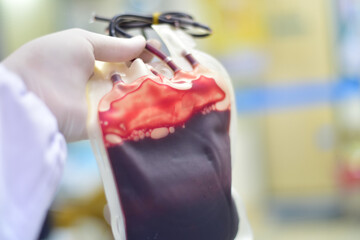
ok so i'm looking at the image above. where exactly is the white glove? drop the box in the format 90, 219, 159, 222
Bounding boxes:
2, 28, 146, 142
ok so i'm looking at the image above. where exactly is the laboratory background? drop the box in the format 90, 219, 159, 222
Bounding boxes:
1, 0, 360, 239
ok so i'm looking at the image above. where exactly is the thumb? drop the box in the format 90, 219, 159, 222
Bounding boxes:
84, 31, 146, 62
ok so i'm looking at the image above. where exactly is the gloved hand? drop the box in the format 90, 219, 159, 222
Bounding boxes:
2, 28, 146, 142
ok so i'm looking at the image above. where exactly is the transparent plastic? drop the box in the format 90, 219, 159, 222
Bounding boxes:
87, 25, 252, 240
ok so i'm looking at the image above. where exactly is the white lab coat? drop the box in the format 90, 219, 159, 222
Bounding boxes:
0, 65, 66, 240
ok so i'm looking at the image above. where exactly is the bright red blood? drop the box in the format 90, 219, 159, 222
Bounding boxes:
99, 75, 225, 143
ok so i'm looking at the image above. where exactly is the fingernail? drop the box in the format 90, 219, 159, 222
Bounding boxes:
132, 35, 146, 42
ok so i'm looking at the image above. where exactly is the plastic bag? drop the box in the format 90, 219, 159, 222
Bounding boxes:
87, 24, 252, 240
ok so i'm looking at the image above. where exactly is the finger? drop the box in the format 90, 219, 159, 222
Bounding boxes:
138, 39, 162, 63
84, 31, 146, 62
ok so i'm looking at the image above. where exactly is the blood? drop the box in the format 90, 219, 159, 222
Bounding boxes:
99, 75, 226, 143
98, 72, 239, 240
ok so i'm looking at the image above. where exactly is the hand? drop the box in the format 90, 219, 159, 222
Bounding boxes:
2, 28, 146, 142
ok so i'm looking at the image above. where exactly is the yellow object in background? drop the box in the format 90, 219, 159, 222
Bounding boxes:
264, 0, 336, 82
198, 0, 335, 83
53, 188, 108, 228
261, 0, 338, 206
200, 0, 338, 199
266, 105, 336, 197
198, 0, 267, 54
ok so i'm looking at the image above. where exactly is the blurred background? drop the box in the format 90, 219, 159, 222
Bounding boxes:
1, 0, 360, 239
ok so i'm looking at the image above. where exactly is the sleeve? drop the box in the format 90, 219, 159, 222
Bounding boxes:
0, 64, 67, 240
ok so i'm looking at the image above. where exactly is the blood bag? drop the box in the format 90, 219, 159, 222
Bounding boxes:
87, 21, 252, 240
